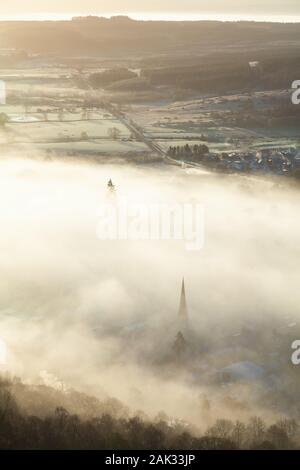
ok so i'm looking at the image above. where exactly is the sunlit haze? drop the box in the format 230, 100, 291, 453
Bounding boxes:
0, 0, 299, 22
0, 0, 300, 454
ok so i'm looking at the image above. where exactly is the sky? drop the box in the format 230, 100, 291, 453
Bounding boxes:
0, 1, 300, 21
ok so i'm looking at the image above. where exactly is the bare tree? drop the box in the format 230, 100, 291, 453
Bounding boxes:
108, 127, 121, 140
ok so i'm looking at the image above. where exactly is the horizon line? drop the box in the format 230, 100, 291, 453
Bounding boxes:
0, 12, 300, 24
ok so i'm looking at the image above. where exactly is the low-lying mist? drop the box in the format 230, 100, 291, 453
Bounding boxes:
0, 154, 300, 427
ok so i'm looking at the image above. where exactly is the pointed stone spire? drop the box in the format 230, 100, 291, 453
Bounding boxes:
178, 278, 188, 321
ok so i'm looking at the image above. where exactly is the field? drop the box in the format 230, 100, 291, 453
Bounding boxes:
0, 78, 155, 158
3, 120, 130, 142
127, 90, 300, 155
0, 65, 299, 163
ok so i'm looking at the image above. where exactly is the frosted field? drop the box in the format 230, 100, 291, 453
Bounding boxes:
0, 105, 114, 122
4, 120, 131, 143
0, 102, 148, 156
146, 130, 210, 139
8, 111, 114, 123
252, 139, 300, 150
0, 140, 150, 156
126, 91, 298, 154
22, 140, 150, 155
0, 68, 74, 79
4, 82, 77, 94
0, 105, 27, 114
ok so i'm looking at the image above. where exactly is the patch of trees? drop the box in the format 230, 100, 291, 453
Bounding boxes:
89, 69, 138, 89
167, 144, 209, 162
0, 378, 299, 450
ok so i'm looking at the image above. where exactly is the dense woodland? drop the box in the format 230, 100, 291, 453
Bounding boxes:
0, 377, 299, 450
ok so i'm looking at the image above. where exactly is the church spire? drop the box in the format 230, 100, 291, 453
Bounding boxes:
172, 279, 190, 360
178, 278, 188, 321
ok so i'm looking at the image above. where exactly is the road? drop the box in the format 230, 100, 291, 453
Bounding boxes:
102, 101, 167, 158
86, 80, 183, 164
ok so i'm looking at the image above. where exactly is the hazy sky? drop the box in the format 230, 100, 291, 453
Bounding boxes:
0, 1, 299, 20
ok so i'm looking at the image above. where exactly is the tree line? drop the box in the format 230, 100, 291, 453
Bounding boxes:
167, 144, 209, 161
0, 377, 299, 450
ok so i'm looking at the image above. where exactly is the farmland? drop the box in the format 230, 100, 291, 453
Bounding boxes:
0, 43, 299, 171
0, 72, 156, 160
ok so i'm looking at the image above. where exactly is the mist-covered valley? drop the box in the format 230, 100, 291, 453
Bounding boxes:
0, 154, 299, 439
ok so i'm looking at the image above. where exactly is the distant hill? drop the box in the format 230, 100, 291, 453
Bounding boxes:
0, 16, 300, 56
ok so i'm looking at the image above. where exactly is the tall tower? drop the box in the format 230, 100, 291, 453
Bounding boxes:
173, 278, 189, 360
178, 278, 188, 321
177, 278, 189, 336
